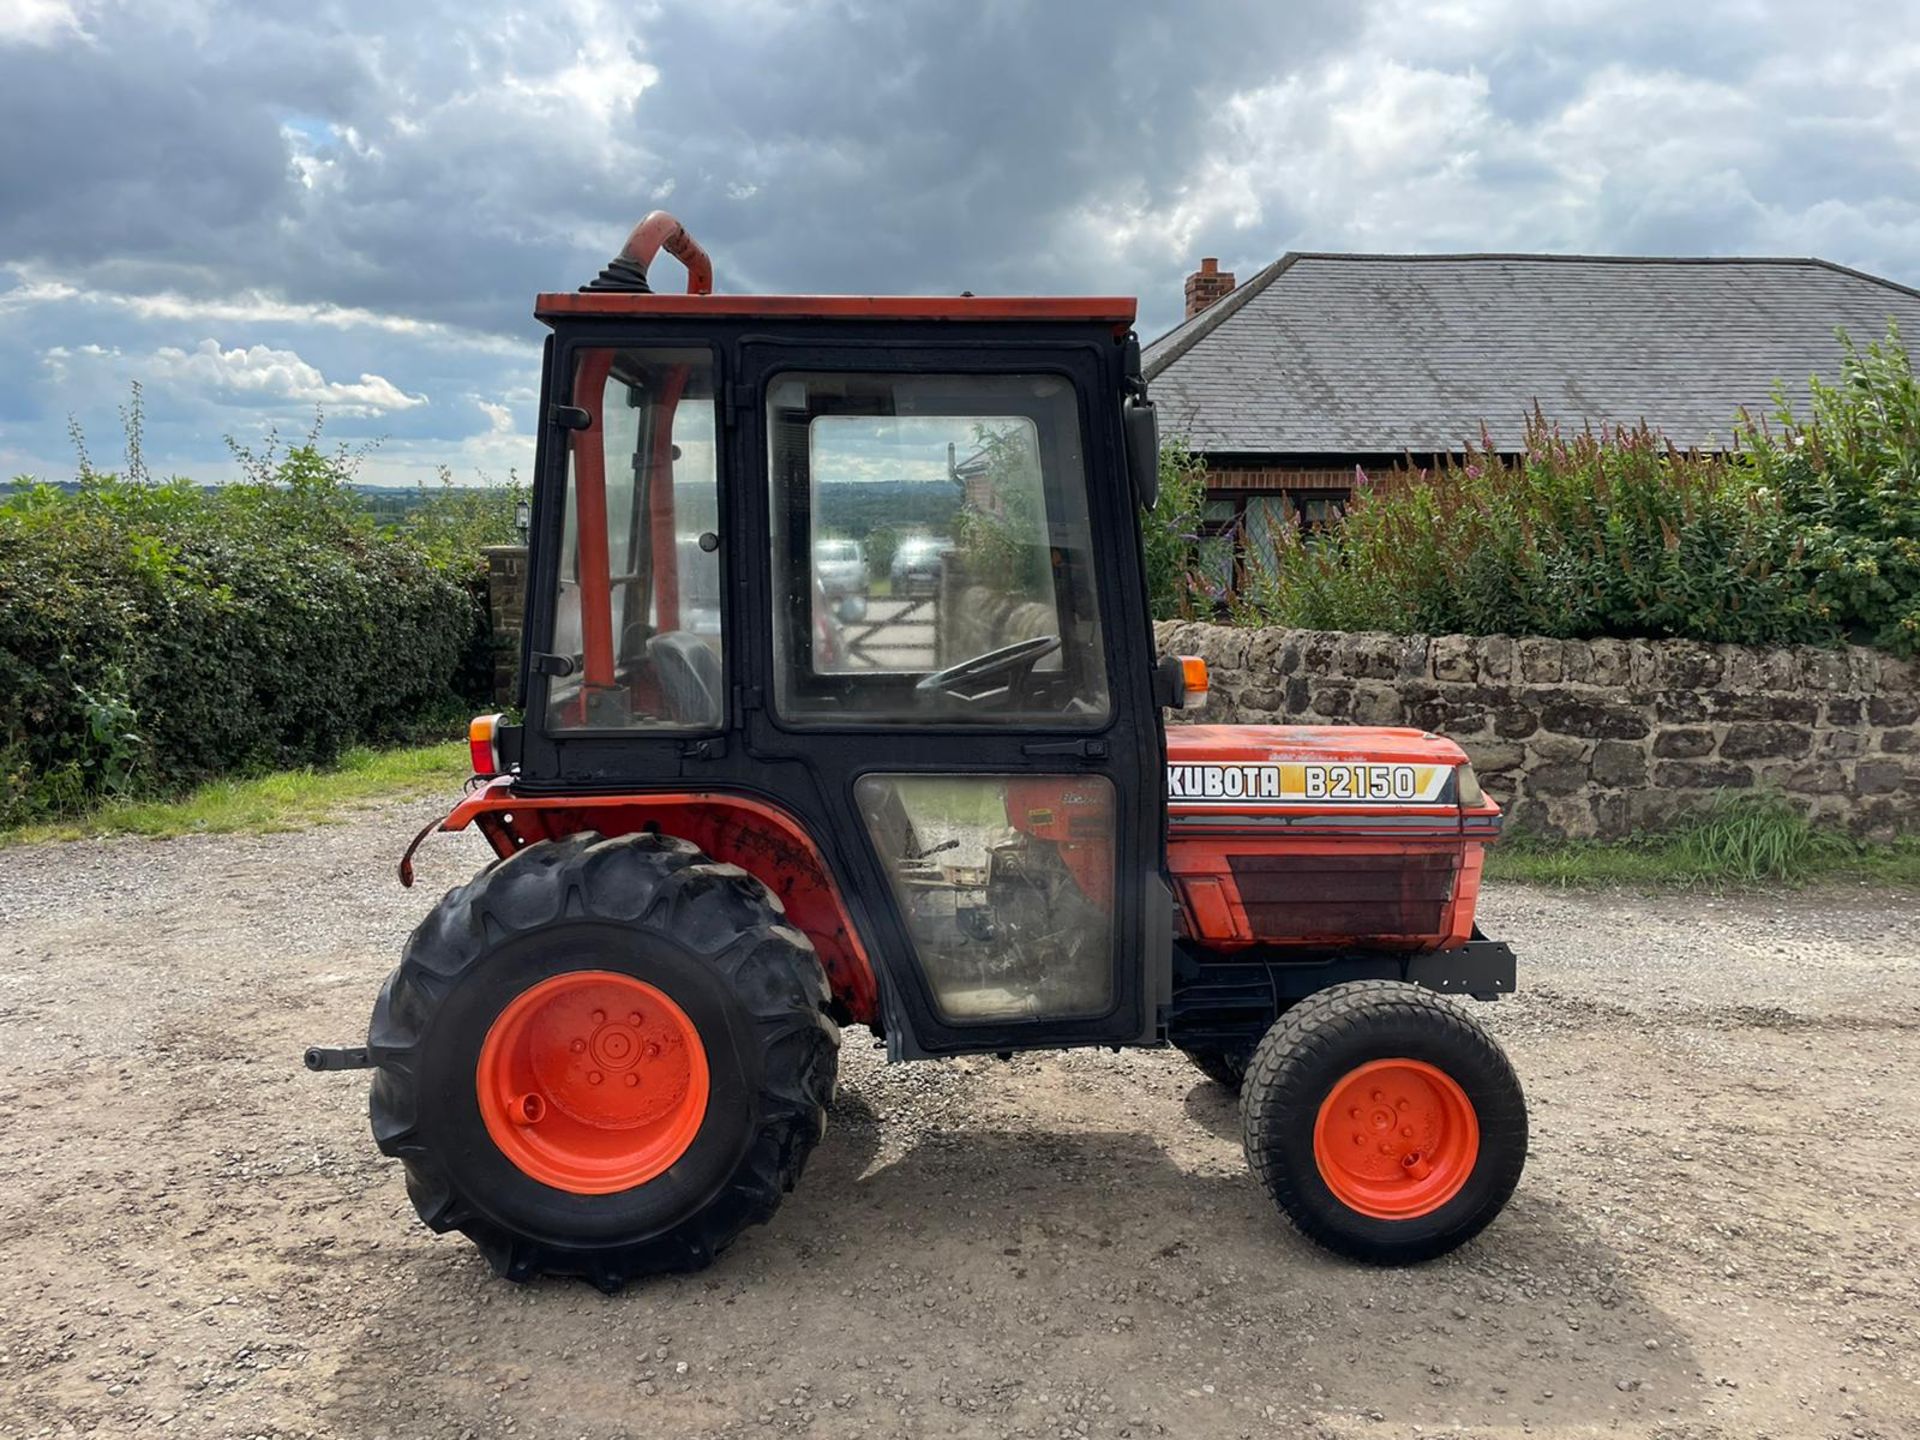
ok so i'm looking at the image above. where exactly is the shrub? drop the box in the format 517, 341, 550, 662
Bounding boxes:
1742, 326, 1920, 654
0, 439, 495, 826
1218, 324, 1920, 654
397, 466, 528, 702
1237, 422, 1830, 645
1140, 437, 1209, 620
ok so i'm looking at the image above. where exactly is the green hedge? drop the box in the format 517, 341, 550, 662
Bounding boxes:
0, 460, 496, 826
1153, 325, 1920, 654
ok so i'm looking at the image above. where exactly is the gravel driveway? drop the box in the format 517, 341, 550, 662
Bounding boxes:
1, 803, 1916, 1439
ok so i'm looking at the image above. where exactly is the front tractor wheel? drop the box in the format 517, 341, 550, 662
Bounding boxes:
1241, 980, 1526, 1264
367, 832, 839, 1291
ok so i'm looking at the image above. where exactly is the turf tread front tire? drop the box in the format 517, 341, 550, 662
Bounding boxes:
368, 831, 839, 1291
1241, 979, 1525, 1264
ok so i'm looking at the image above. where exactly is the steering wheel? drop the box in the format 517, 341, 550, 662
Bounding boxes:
915, 634, 1062, 702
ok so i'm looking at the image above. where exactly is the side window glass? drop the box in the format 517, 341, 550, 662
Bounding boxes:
548, 348, 722, 731
855, 774, 1116, 1021
768, 373, 1108, 725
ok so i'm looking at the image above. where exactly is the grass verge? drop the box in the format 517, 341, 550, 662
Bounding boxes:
1485, 792, 1920, 889
1, 741, 468, 845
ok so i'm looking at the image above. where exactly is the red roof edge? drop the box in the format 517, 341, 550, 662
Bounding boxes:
535, 292, 1138, 326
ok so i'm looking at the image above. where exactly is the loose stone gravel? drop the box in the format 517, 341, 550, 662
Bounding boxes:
0, 801, 1915, 1439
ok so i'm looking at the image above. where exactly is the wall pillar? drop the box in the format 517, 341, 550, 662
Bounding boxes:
483, 545, 528, 706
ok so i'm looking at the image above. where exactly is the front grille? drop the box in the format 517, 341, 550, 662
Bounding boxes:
1226, 852, 1457, 939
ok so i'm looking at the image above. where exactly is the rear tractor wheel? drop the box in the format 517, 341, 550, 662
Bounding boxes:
1241, 980, 1525, 1263
367, 832, 839, 1291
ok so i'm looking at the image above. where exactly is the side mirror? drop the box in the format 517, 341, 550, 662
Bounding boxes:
836, 594, 868, 623
1154, 654, 1209, 711
1125, 395, 1160, 511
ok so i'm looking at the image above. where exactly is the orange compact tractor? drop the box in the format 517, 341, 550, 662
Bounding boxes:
308, 214, 1526, 1290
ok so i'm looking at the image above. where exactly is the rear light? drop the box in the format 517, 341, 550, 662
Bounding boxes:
1178, 656, 1210, 711
469, 714, 505, 777
1456, 764, 1485, 807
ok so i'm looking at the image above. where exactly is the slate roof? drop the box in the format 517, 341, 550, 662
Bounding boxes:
1142, 254, 1920, 456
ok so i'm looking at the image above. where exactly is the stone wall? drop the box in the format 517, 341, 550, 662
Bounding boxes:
483, 545, 528, 705
1155, 621, 1920, 840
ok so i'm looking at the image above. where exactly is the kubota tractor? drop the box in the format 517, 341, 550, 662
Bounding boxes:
308, 213, 1526, 1290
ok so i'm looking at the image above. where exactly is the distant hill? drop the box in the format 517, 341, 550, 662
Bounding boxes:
7, 475, 954, 539
816, 477, 961, 539
4, 477, 502, 523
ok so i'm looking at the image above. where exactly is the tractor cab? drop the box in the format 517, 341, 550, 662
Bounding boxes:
499, 215, 1178, 1059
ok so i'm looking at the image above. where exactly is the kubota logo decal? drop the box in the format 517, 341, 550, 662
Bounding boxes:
1165, 762, 1451, 805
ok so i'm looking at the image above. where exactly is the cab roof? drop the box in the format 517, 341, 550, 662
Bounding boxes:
535, 292, 1138, 328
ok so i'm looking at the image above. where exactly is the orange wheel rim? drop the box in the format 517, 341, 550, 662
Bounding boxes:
476, 971, 709, 1194
1312, 1058, 1479, 1220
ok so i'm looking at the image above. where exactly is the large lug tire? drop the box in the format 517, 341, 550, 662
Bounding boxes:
1241, 980, 1526, 1264
1179, 1045, 1251, 1091
368, 832, 839, 1292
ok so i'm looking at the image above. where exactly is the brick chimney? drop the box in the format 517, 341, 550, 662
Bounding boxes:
1184, 257, 1235, 319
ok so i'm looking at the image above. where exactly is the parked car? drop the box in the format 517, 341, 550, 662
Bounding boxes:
813, 537, 868, 602
890, 534, 953, 598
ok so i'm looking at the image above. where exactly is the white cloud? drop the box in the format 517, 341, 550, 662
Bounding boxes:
499, 33, 657, 128
1068, 60, 1503, 266
0, 0, 89, 47
0, 268, 524, 352
40, 340, 118, 382
148, 338, 425, 416
1072, 18, 1920, 306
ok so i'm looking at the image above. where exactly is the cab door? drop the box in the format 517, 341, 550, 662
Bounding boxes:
731, 338, 1169, 1058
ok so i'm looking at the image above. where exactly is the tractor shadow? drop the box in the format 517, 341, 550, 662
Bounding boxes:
1179, 1076, 1242, 1141
771, 1097, 1711, 1434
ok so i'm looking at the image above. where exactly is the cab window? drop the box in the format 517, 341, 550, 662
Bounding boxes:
548, 347, 722, 731
766, 371, 1109, 725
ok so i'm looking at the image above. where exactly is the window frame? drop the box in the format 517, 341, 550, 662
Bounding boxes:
534, 338, 730, 739
762, 365, 1114, 730
1196, 486, 1351, 604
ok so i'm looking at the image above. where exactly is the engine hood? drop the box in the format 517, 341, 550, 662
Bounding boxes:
1166, 724, 1470, 769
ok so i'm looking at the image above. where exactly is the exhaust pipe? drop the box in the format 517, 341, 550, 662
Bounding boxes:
584, 210, 713, 295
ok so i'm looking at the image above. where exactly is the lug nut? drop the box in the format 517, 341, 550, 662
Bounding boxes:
624, 1074, 640, 1088
588, 1071, 603, 1085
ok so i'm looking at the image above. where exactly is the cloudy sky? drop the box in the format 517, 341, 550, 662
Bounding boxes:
3, 0, 1918, 486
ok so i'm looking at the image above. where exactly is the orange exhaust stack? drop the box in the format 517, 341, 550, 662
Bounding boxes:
585, 210, 714, 295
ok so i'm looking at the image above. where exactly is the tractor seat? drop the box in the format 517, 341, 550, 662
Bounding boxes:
647, 631, 722, 727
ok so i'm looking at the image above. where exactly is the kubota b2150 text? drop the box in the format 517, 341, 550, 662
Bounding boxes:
308, 212, 1526, 1290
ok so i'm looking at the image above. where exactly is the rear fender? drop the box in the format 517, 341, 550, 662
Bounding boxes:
407, 779, 880, 1026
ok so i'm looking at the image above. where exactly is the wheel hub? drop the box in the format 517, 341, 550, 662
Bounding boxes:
1312, 1058, 1478, 1219
477, 971, 709, 1194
